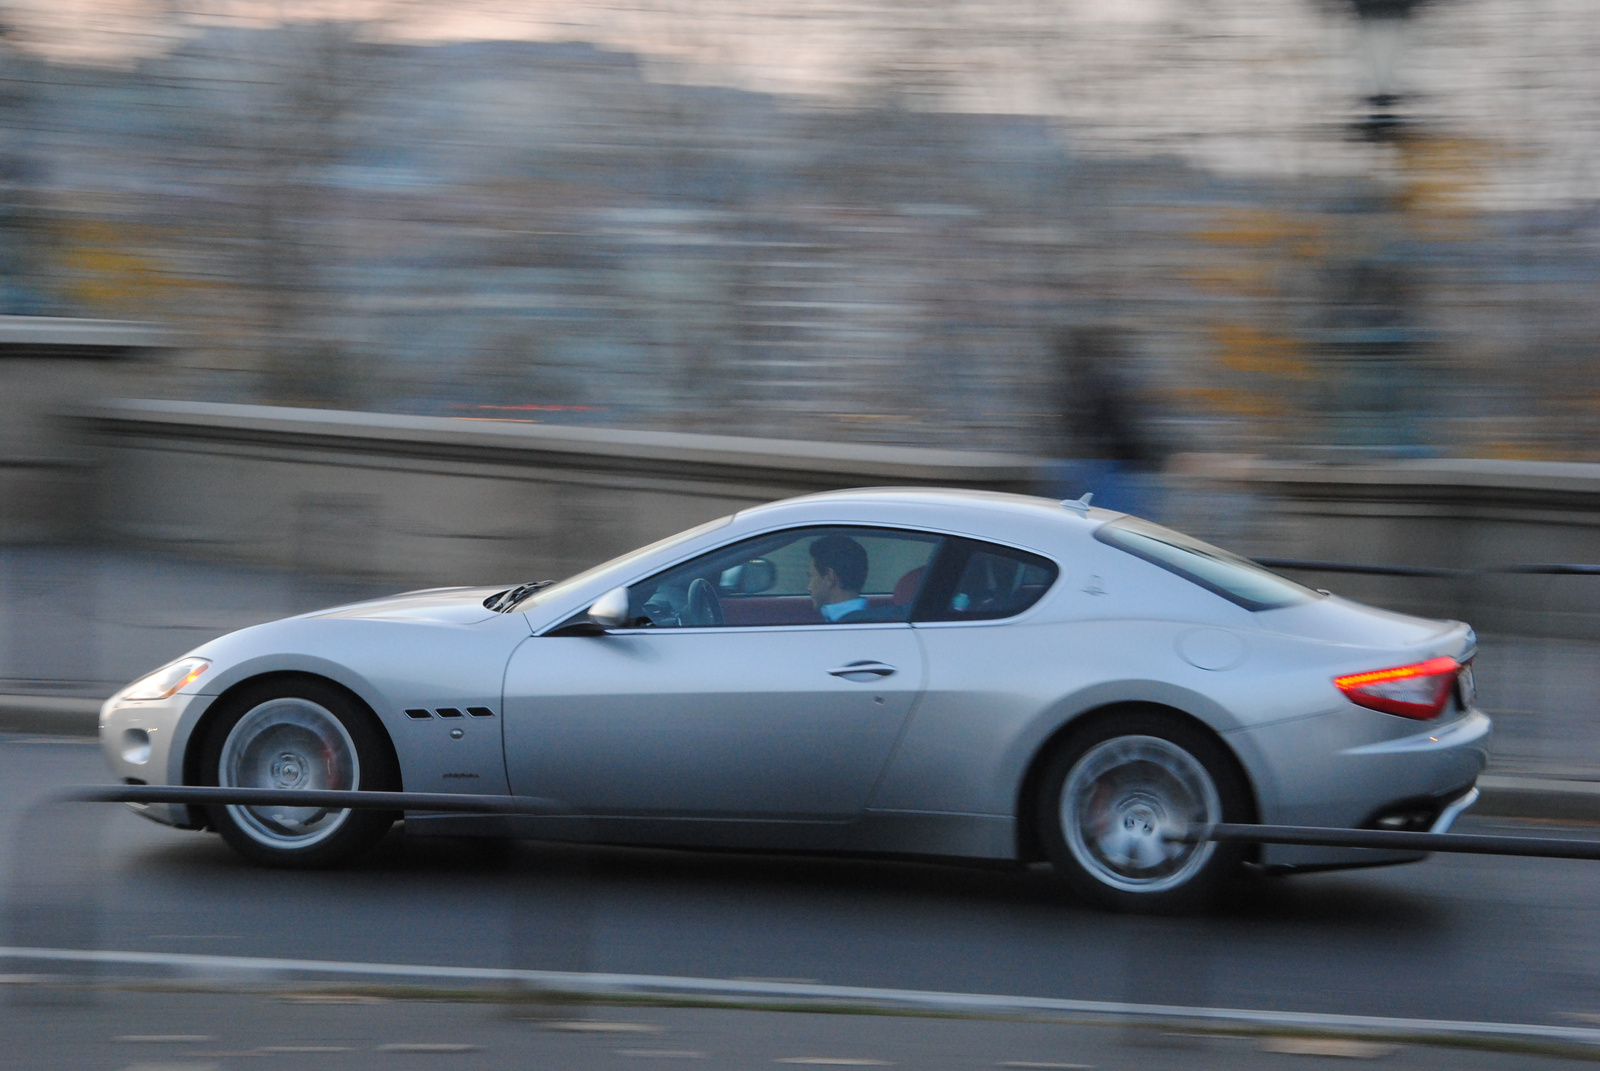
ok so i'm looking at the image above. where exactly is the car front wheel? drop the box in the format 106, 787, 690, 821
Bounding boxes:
198, 677, 399, 868
1038, 710, 1249, 913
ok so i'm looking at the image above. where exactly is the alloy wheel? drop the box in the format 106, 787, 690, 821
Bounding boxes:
218, 697, 360, 849
1060, 734, 1221, 893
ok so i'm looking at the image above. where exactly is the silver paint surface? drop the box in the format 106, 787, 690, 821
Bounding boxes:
99, 488, 1490, 868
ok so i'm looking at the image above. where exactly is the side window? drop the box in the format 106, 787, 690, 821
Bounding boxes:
916, 540, 1058, 623
624, 526, 943, 628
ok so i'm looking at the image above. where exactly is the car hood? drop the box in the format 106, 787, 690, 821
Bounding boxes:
297, 586, 510, 626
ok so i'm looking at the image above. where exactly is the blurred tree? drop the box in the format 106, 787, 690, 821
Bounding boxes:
176, 11, 403, 406
0, 9, 50, 313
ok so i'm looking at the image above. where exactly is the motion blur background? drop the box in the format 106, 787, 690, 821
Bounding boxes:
10, 6, 1600, 1063
4, 0, 1600, 737
3, 2, 1600, 710
3, 0, 1596, 453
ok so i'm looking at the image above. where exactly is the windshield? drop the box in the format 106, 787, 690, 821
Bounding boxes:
1094, 516, 1315, 612
504, 514, 734, 613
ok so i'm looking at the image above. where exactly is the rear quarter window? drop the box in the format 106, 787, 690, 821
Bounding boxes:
1093, 516, 1314, 612
916, 540, 1059, 622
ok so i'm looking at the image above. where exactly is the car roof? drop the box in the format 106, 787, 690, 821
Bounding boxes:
731, 487, 1118, 550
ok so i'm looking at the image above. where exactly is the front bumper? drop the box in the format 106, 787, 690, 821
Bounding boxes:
99, 690, 217, 829
1230, 707, 1491, 870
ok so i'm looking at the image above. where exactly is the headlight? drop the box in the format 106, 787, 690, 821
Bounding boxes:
122, 658, 210, 701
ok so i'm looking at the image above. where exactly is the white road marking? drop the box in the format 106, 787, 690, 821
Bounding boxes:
115, 1036, 215, 1044
257, 1046, 355, 1053
616, 1051, 708, 1059
147, 935, 245, 941
1259, 1037, 1398, 1058
277, 994, 388, 1004
375, 1043, 482, 1053
776, 1060, 892, 1066
3, 946, 1595, 1047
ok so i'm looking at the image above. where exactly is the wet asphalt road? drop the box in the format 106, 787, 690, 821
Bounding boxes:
5, 734, 1600, 1033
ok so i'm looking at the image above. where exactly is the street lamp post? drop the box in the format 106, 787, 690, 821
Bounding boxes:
1308, 0, 1437, 454
1346, 0, 1427, 138
0, 17, 47, 314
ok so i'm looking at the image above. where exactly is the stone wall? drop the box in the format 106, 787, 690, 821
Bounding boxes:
1186, 456, 1600, 639
0, 319, 174, 542
46, 400, 1600, 638
79, 400, 1047, 587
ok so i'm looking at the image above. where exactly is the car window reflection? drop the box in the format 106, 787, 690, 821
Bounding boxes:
627, 526, 943, 628
914, 541, 1059, 623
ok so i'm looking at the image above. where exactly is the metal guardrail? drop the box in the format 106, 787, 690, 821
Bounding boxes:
1256, 558, 1600, 578
1183, 823, 1600, 860
49, 786, 1600, 863
66, 784, 554, 814
1497, 564, 1600, 576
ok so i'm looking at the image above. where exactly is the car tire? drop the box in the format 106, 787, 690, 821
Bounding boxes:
1037, 709, 1250, 914
197, 677, 400, 869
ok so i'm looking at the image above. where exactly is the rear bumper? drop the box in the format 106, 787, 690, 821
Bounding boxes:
1230, 707, 1491, 870
1431, 785, 1480, 833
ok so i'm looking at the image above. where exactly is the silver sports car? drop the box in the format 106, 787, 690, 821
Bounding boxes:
100, 488, 1488, 910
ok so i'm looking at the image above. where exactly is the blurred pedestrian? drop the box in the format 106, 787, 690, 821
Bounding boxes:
1044, 326, 1162, 518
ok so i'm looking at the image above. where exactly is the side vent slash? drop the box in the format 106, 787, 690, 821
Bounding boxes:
436, 708, 465, 718
466, 707, 496, 718
404, 709, 432, 720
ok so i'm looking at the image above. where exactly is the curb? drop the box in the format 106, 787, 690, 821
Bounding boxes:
1474, 775, 1600, 822
0, 695, 101, 737
3, 697, 1599, 823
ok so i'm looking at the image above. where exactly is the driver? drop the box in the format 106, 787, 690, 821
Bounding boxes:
807, 535, 870, 622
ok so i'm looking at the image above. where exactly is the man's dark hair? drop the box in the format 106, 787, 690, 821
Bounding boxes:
810, 534, 869, 593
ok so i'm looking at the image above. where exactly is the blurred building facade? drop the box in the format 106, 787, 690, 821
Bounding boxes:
0, 3, 1597, 460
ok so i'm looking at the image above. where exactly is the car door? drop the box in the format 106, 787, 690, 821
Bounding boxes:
501, 526, 941, 820
868, 538, 1064, 816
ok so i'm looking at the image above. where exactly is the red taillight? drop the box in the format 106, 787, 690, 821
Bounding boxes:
1334, 656, 1459, 720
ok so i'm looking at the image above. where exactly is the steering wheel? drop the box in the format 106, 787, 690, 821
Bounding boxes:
685, 577, 724, 627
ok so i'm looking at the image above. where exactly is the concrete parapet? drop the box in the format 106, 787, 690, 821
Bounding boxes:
0, 319, 173, 542
79, 399, 1050, 587
1183, 456, 1600, 639
0, 317, 180, 349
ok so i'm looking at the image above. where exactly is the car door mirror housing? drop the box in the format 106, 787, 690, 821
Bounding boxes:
736, 558, 777, 594
587, 585, 630, 629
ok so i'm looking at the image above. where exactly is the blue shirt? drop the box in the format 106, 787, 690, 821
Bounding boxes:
819, 596, 869, 623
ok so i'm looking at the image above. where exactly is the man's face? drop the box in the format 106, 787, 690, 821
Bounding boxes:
808, 559, 843, 610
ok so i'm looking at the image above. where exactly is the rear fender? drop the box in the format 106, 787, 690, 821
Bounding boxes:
1008, 682, 1260, 862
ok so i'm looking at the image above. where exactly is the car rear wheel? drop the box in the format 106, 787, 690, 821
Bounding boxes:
1038, 710, 1249, 913
198, 678, 399, 868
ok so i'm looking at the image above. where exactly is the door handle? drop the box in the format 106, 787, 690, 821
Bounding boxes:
828, 661, 897, 681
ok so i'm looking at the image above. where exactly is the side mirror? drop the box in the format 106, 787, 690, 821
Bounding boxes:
734, 558, 777, 594
587, 585, 630, 629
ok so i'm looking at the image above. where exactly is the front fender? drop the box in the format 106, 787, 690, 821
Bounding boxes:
167, 614, 530, 797
195, 651, 392, 723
